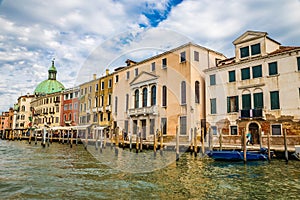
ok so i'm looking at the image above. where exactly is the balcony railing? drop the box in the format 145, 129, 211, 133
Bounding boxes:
239, 109, 263, 118
106, 105, 111, 112
128, 105, 158, 116
92, 107, 98, 113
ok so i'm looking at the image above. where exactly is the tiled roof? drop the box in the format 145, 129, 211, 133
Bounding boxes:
269, 46, 300, 55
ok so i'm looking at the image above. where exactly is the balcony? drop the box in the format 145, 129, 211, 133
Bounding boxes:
128, 105, 158, 116
99, 107, 103, 112
92, 107, 98, 113
239, 109, 263, 119
106, 105, 111, 112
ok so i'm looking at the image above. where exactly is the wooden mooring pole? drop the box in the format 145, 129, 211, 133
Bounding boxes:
176, 126, 179, 161
267, 131, 271, 161
190, 128, 194, 155
201, 127, 205, 156
219, 129, 222, 151
194, 127, 197, 157
153, 130, 157, 157
243, 128, 247, 163
284, 129, 288, 163
160, 130, 163, 156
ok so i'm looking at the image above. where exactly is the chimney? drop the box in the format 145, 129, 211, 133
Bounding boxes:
106, 69, 109, 76
93, 74, 96, 80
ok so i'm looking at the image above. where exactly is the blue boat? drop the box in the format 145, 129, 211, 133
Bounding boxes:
207, 148, 271, 161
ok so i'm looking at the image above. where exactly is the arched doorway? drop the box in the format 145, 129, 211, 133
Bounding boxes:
248, 122, 260, 144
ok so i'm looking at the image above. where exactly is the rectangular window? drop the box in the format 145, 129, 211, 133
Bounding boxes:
271, 124, 281, 136
194, 51, 199, 61
124, 120, 128, 134
114, 97, 118, 113
89, 86, 92, 93
268, 62, 278, 76
95, 84, 98, 91
125, 94, 129, 111
230, 126, 238, 135
134, 68, 138, 77
100, 113, 103, 122
253, 92, 263, 109
180, 116, 187, 135
150, 119, 155, 135
251, 43, 261, 55
161, 118, 167, 135
240, 46, 249, 58
228, 70, 236, 82
180, 51, 186, 62
252, 65, 262, 78
93, 113, 98, 123
108, 79, 112, 88
162, 86, 167, 107
126, 71, 130, 80
151, 62, 156, 71
115, 75, 119, 83
210, 98, 217, 114
101, 81, 104, 90
162, 58, 167, 69
242, 94, 251, 110
241, 67, 250, 80
270, 91, 280, 110
210, 74, 216, 86
227, 96, 239, 113
211, 126, 217, 135
108, 94, 111, 105
297, 57, 300, 71
133, 120, 137, 135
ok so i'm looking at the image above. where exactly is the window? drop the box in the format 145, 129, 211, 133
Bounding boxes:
21, 105, 25, 112
108, 94, 111, 105
180, 51, 186, 62
126, 71, 130, 80
268, 62, 278, 76
114, 97, 118, 113
100, 113, 103, 122
115, 75, 119, 83
242, 94, 251, 110
151, 85, 156, 106
241, 67, 250, 80
161, 118, 167, 135
252, 65, 262, 78
227, 96, 239, 113
126, 94, 129, 111
108, 79, 112, 88
142, 88, 148, 107
181, 81, 186, 105
253, 92, 263, 109
194, 51, 199, 61
134, 89, 139, 108
101, 95, 104, 107
162, 86, 167, 107
64, 104, 68, 110
271, 124, 281, 135
228, 70, 236, 82
89, 86, 92, 93
230, 126, 238, 135
162, 58, 167, 69
150, 119, 155, 135
151, 62, 156, 71
101, 81, 104, 90
180, 116, 187, 135
134, 68, 138, 77
270, 91, 280, 110
195, 81, 200, 103
211, 126, 217, 135
124, 120, 129, 134
297, 57, 300, 71
107, 113, 111, 121
210, 74, 216, 86
93, 113, 98, 123
240, 46, 249, 58
210, 98, 216, 114
69, 104, 72, 110
251, 43, 261, 55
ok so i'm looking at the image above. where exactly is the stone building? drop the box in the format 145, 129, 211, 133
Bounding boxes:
205, 31, 300, 145
61, 87, 80, 126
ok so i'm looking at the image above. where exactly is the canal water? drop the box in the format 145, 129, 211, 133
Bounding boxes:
0, 140, 299, 200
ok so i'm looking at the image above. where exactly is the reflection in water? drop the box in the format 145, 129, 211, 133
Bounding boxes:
0, 140, 299, 199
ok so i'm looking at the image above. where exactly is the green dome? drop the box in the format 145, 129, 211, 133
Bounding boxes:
34, 79, 65, 95
34, 59, 65, 95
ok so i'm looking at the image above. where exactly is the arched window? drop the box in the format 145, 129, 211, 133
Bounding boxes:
151, 85, 156, 106
162, 86, 167, 107
134, 89, 139, 108
64, 114, 67, 121
181, 81, 186, 105
142, 88, 148, 107
69, 113, 72, 121
21, 105, 25, 112
195, 81, 200, 103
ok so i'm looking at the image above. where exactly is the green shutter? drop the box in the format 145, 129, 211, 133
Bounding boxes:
210, 74, 216, 85
270, 91, 280, 110
269, 62, 278, 75
227, 97, 230, 113
241, 68, 250, 80
252, 65, 262, 78
242, 94, 251, 110
235, 96, 239, 111
229, 70, 236, 82
254, 92, 263, 109
211, 98, 216, 114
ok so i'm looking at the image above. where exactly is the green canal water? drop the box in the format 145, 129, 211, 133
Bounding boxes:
0, 140, 299, 200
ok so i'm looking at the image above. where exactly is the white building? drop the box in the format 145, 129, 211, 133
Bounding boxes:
205, 31, 300, 145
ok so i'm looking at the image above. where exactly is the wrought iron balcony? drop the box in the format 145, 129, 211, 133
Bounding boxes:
239, 109, 263, 118
128, 105, 158, 116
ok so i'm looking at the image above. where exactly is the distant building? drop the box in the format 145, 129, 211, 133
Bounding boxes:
205, 31, 300, 145
31, 60, 65, 129
61, 87, 80, 126
0, 108, 14, 138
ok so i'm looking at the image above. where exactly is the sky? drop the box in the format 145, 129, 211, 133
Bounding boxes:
1, 0, 300, 112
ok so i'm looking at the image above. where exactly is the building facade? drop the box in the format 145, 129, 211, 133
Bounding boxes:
205, 31, 300, 145
61, 87, 79, 126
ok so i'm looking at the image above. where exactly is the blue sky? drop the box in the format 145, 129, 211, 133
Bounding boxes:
1, 0, 300, 112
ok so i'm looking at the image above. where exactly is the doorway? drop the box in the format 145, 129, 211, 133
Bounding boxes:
141, 120, 147, 139
248, 122, 260, 144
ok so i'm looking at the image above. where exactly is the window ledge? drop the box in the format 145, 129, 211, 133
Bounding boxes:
267, 74, 280, 78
